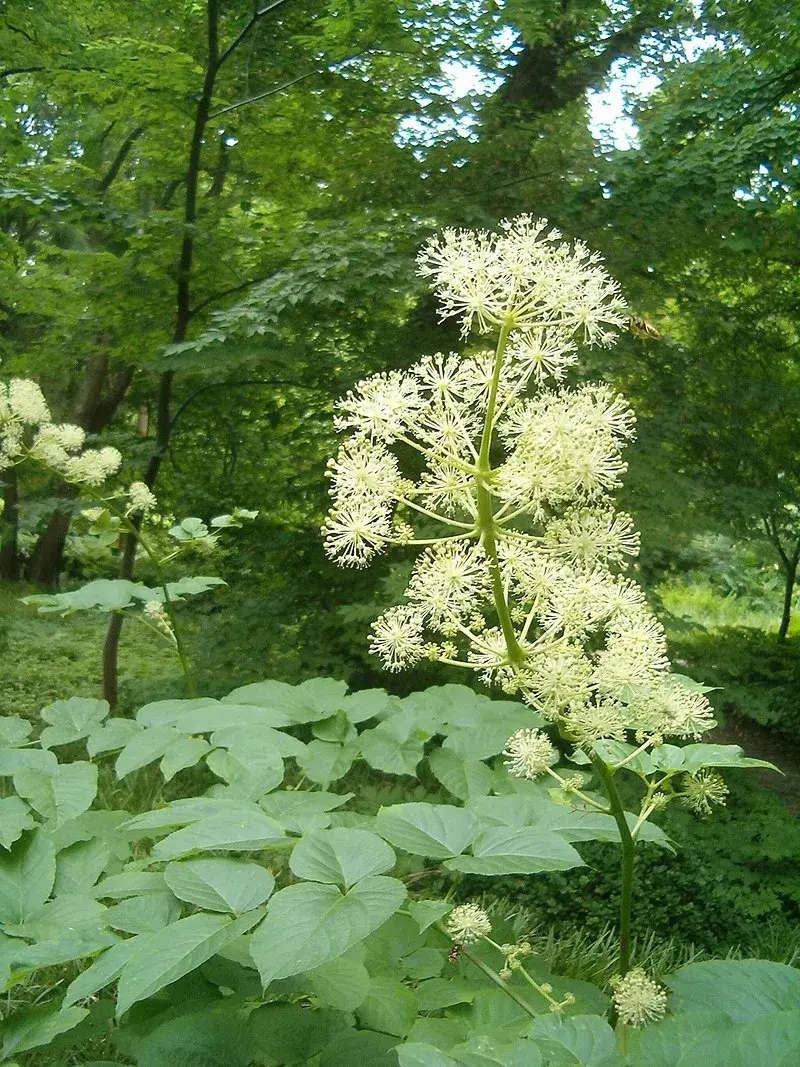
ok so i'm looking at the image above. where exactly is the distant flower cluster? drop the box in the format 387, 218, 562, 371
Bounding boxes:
323, 217, 714, 744
0, 377, 122, 486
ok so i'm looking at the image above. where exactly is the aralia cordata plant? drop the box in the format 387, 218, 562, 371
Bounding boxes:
323, 216, 769, 1044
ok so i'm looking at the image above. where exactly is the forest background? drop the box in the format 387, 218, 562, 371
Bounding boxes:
1, 0, 800, 1007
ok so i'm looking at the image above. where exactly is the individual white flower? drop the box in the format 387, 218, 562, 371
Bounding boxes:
681, 769, 728, 815
525, 644, 594, 717
503, 727, 558, 778
562, 701, 627, 745
627, 676, 715, 738
369, 606, 427, 671
445, 903, 492, 944
127, 481, 157, 514
612, 968, 667, 1027
322, 498, 392, 567
29, 426, 70, 469
506, 326, 578, 383
414, 461, 476, 517
8, 379, 50, 424
412, 351, 483, 405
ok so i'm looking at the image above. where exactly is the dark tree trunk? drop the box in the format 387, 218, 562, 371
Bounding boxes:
0, 467, 21, 580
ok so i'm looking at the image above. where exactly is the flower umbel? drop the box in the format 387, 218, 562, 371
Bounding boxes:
445, 903, 492, 945
681, 770, 729, 816
612, 968, 668, 1027
503, 728, 558, 778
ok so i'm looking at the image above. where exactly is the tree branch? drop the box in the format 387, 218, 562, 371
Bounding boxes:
216, 0, 294, 70
97, 125, 146, 193
169, 377, 320, 434
189, 274, 271, 318
209, 68, 321, 118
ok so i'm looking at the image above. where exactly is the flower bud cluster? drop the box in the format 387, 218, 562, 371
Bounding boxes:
1, 377, 122, 486
323, 218, 714, 744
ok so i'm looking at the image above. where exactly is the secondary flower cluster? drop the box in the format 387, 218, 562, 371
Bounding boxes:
323, 217, 714, 745
0, 377, 122, 486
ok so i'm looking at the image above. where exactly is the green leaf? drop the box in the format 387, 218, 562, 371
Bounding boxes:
210, 723, 306, 759
249, 1004, 347, 1065
416, 978, 475, 1010
92, 871, 167, 899
86, 718, 143, 757
134, 1004, 256, 1067
450, 1035, 542, 1067
164, 858, 275, 913
444, 827, 583, 875
165, 575, 227, 599
205, 746, 284, 798
115, 725, 184, 778
0, 830, 56, 923
63, 936, 145, 1006
0, 717, 32, 747
136, 697, 221, 728
0, 747, 58, 776
224, 677, 349, 725
428, 748, 493, 801
307, 955, 371, 1011
0, 797, 35, 850
38, 697, 109, 748
525, 1014, 620, 1065
105, 892, 181, 934
121, 797, 264, 834
397, 1044, 459, 1067
150, 809, 286, 860
296, 739, 358, 785
259, 790, 352, 834
357, 975, 418, 1037
13, 761, 97, 826
665, 960, 800, 1022
0, 1005, 89, 1059
53, 837, 111, 895
251, 876, 406, 984
360, 711, 428, 775
408, 899, 452, 932
442, 707, 544, 761
320, 1029, 400, 1066
160, 737, 211, 782
116, 910, 262, 1017
660, 743, 779, 774
375, 804, 477, 859
290, 828, 396, 888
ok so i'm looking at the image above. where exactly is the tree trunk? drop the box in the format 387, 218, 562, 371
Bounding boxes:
26, 486, 77, 585
0, 468, 21, 580
778, 546, 800, 641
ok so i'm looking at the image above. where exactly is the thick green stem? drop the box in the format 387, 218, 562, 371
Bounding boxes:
476, 319, 525, 666
591, 755, 635, 981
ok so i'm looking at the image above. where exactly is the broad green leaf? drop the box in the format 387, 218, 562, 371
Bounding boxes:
39, 697, 109, 747
403, 947, 444, 979
121, 797, 265, 834
86, 718, 143, 757
164, 858, 275, 913
13, 761, 97, 826
397, 1044, 459, 1067
116, 910, 262, 1017
0, 1005, 89, 1059
249, 1004, 348, 1065
224, 678, 349, 724
105, 892, 181, 934
312, 711, 358, 744
428, 748, 493, 801
525, 1014, 620, 1065
151, 809, 287, 860
360, 711, 429, 775
408, 899, 452, 932
625, 1011, 735, 1066
251, 876, 406, 984
444, 827, 583, 875
592, 740, 654, 773
63, 936, 145, 1006
665, 960, 800, 1022
340, 688, 397, 723
375, 804, 476, 859
307, 955, 371, 1011
115, 725, 184, 778
0, 796, 35, 850
136, 697, 220, 728
290, 828, 396, 888
320, 1029, 400, 1067
357, 975, 418, 1037
442, 707, 544, 761
53, 838, 111, 895
296, 739, 358, 784
416, 978, 475, 1010
663, 743, 779, 774
450, 1035, 542, 1067
92, 871, 167, 899
160, 736, 211, 781
210, 723, 306, 758
134, 1004, 256, 1067
0, 747, 58, 776
0, 717, 32, 747
259, 790, 352, 834
205, 747, 285, 799
0, 830, 56, 923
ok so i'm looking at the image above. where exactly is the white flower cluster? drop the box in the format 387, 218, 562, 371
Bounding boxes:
0, 377, 122, 485
611, 967, 668, 1027
323, 218, 714, 744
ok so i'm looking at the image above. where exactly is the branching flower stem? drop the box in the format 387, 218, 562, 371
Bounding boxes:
433, 925, 539, 1019
477, 318, 526, 666
590, 754, 635, 984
